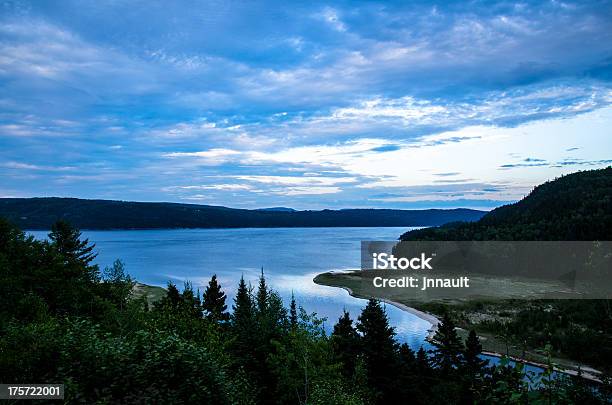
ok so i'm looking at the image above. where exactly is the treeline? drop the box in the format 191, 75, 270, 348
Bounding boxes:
0, 197, 485, 230
401, 167, 612, 241
474, 300, 612, 372
400, 168, 612, 376
1, 219, 609, 403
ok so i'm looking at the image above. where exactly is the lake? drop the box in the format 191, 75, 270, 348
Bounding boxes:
29, 227, 433, 350
29, 226, 561, 380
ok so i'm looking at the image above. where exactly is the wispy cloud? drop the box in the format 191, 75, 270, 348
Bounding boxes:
1, 1, 611, 209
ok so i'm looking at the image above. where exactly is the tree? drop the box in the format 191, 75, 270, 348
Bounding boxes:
230, 276, 257, 377
396, 343, 428, 403
266, 291, 288, 334
202, 274, 229, 324
232, 276, 254, 327
101, 259, 134, 309
331, 310, 360, 378
256, 267, 268, 315
461, 330, 488, 403
181, 281, 202, 318
356, 299, 399, 404
463, 330, 487, 376
431, 312, 463, 375
289, 291, 298, 328
49, 220, 97, 266
415, 346, 433, 388
44, 220, 101, 314
155, 282, 182, 312
416, 346, 430, 374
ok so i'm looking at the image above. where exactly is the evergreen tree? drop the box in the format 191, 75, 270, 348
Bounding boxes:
202, 274, 229, 324
356, 299, 399, 404
256, 267, 268, 315
229, 276, 258, 384
266, 291, 288, 333
415, 345, 433, 399
461, 330, 488, 403
232, 275, 254, 326
155, 282, 182, 311
416, 347, 430, 375
331, 310, 360, 377
431, 313, 463, 375
49, 220, 97, 266
398, 343, 416, 367
397, 343, 427, 403
181, 281, 202, 318
464, 330, 487, 376
167, 282, 181, 307
253, 271, 283, 403
289, 291, 298, 328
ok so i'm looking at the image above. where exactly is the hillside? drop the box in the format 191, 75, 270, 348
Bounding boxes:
0, 198, 485, 230
401, 167, 612, 241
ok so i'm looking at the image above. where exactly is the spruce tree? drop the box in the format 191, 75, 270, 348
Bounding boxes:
289, 291, 298, 328
267, 291, 288, 333
356, 299, 399, 404
431, 312, 463, 375
414, 347, 434, 401
181, 281, 202, 318
49, 220, 97, 266
230, 275, 257, 378
397, 343, 424, 403
232, 275, 253, 326
202, 274, 229, 323
331, 310, 360, 377
256, 267, 268, 315
399, 343, 416, 367
461, 330, 488, 403
167, 282, 181, 304
464, 330, 487, 375
154, 281, 182, 312
416, 346, 430, 375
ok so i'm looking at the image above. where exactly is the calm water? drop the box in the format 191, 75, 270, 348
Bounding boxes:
29, 227, 557, 379
29, 227, 432, 349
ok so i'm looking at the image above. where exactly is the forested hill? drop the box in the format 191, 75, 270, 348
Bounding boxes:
401, 167, 612, 241
0, 198, 485, 230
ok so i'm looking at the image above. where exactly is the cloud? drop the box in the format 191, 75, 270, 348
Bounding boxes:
231, 175, 356, 187
169, 184, 253, 191
272, 186, 341, 196
1, 1, 612, 209
1, 161, 75, 171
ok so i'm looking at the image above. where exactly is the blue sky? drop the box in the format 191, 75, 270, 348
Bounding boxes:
1, 0, 611, 210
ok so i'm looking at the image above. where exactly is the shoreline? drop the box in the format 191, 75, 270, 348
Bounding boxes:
332, 283, 603, 383
334, 284, 441, 339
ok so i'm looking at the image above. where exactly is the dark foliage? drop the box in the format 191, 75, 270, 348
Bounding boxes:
1, 218, 609, 403
401, 167, 612, 373
203, 274, 230, 323
401, 167, 612, 241
0, 197, 484, 229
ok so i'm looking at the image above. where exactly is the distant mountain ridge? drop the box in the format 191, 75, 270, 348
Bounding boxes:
0, 197, 485, 230
255, 207, 296, 212
401, 167, 612, 241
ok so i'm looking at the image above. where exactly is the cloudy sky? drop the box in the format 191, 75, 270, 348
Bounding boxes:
1, 0, 611, 210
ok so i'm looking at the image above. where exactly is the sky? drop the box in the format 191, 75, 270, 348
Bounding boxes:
1, 0, 611, 210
